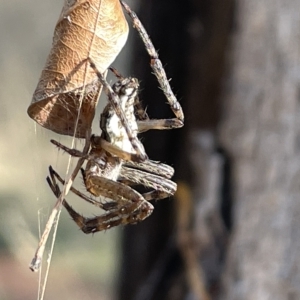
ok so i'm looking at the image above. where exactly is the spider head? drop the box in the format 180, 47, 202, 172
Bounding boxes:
113, 77, 139, 108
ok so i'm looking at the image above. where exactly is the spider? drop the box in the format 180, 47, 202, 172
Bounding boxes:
47, 1, 185, 233
47, 68, 179, 233
120, 0, 184, 123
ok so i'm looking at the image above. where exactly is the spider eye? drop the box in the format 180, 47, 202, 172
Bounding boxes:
113, 81, 122, 92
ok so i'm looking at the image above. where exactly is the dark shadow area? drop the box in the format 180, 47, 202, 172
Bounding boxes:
118, 0, 234, 299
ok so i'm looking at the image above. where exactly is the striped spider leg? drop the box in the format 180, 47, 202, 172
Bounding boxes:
120, 1, 184, 124
47, 70, 178, 233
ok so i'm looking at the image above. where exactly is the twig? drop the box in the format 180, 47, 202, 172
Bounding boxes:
29, 129, 91, 272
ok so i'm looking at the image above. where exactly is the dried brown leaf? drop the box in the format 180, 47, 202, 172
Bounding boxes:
27, 0, 129, 137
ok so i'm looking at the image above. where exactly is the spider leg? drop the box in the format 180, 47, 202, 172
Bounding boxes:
91, 136, 145, 162
123, 160, 174, 178
50, 139, 87, 158
86, 176, 156, 210
47, 166, 153, 233
62, 199, 153, 233
52, 134, 145, 169
68, 175, 153, 233
134, 97, 149, 121
120, 1, 184, 124
113, 179, 172, 202
47, 166, 113, 211
47, 166, 61, 198
142, 190, 172, 202
109, 67, 124, 79
137, 119, 183, 133
119, 166, 177, 198
88, 58, 148, 162
84, 175, 149, 204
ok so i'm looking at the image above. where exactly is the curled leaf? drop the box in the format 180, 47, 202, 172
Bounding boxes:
28, 0, 129, 137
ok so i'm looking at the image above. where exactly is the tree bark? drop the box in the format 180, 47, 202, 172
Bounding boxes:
118, 0, 300, 299
219, 0, 300, 299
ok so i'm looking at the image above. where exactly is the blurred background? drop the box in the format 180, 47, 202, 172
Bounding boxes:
1, 0, 300, 300
0, 0, 134, 299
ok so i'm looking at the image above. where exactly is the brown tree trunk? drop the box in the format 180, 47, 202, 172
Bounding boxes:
118, 0, 300, 299
118, 0, 233, 299
219, 0, 300, 299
